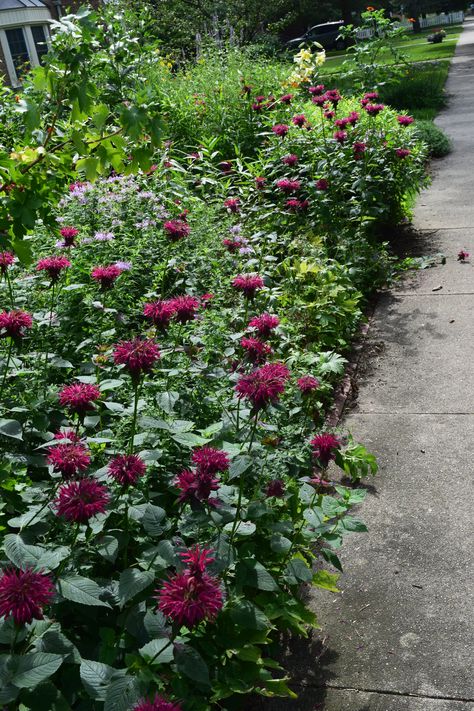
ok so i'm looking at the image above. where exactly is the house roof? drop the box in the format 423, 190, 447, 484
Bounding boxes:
0, 0, 46, 9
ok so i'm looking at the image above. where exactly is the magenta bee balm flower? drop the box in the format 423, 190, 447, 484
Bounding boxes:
143, 300, 176, 330
191, 447, 230, 475
91, 264, 123, 290
54, 478, 109, 523
241, 337, 273, 364
169, 295, 200, 324
364, 103, 385, 116
334, 130, 348, 144
175, 468, 219, 503
156, 547, 223, 628
248, 313, 280, 338
395, 148, 411, 159
132, 695, 183, 711
232, 274, 264, 298
292, 114, 307, 127
47, 442, 91, 478
316, 179, 329, 191
113, 338, 160, 380
108, 454, 146, 486
59, 226, 79, 247
36, 255, 71, 283
0, 310, 32, 340
311, 433, 341, 467
0, 568, 55, 625
282, 154, 299, 167
297, 375, 320, 393
266, 479, 285, 497
271, 124, 289, 138
0, 251, 15, 274
163, 219, 190, 241
397, 115, 414, 126
224, 197, 240, 213
457, 249, 469, 262
59, 383, 101, 415
276, 178, 301, 194
236, 362, 290, 410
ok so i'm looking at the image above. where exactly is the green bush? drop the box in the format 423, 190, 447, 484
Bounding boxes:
415, 119, 451, 158
379, 63, 449, 116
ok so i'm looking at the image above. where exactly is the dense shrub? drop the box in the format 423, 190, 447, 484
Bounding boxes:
414, 119, 451, 158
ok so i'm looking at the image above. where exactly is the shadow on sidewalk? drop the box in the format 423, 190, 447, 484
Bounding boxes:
246, 632, 340, 710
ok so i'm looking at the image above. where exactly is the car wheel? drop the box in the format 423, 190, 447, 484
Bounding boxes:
335, 38, 345, 50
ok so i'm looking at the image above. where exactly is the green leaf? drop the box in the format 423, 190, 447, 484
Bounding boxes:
312, 570, 340, 592
3, 535, 69, 571
171, 431, 211, 448
0, 419, 22, 440
270, 533, 292, 554
228, 455, 252, 481
155, 390, 179, 415
174, 645, 210, 686
237, 560, 280, 591
36, 629, 81, 664
58, 576, 111, 608
139, 638, 173, 665
96, 535, 119, 563
342, 516, 368, 533
76, 157, 100, 182
284, 558, 313, 584
80, 659, 116, 701
103, 675, 141, 711
229, 600, 271, 631
11, 653, 64, 689
118, 569, 154, 605
320, 547, 343, 572
141, 504, 166, 537
223, 520, 255, 537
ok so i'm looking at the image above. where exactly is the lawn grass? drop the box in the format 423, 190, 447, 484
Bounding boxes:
321, 23, 462, 74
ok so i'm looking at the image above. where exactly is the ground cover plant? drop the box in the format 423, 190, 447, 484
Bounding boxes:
0, 6, 428, 710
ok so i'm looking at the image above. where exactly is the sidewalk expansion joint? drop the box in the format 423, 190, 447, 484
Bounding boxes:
394, 292, 474, 297
353, 411, 474, 416
303, 683, 474, 704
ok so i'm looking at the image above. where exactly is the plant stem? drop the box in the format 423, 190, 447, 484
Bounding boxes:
42, 282, 56, 392
0, 338, 14, 400
129, 380, 141, 455
5, 271, 14, 308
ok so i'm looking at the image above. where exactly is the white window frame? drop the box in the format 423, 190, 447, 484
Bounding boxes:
0, 23, 51, 88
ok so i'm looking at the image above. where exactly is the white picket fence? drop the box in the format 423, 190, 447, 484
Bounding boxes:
401, 11, 464, 29
355, 11, 464, 39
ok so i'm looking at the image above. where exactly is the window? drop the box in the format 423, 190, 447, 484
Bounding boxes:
31, 25, 48, 64
5, 28, 30, 78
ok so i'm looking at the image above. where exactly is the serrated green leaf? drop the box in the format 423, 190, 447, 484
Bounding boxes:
312, 569, 340, 592
174, 645, 210, 686
139, 637, 173, 665
12, 653, 64, 689
58, 576, 111, 608
0, 419, 22, 440
118, 569, 154, 605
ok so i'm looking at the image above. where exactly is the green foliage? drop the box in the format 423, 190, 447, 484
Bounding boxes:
0, 7, 161, 252
379, 62, 449, 118
339, 8, 410, 92
415, 119, 451, 157
0, 13, 432, 709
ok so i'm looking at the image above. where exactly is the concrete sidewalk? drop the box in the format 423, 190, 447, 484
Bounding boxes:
268, 19, 474, 711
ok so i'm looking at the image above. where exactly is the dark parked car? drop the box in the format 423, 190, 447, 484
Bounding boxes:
287, 21, 347, 50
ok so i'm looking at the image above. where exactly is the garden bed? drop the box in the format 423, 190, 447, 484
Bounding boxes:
0, 9, 430, 711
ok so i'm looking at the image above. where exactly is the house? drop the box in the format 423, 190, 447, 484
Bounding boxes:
0, 0, 100, 87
